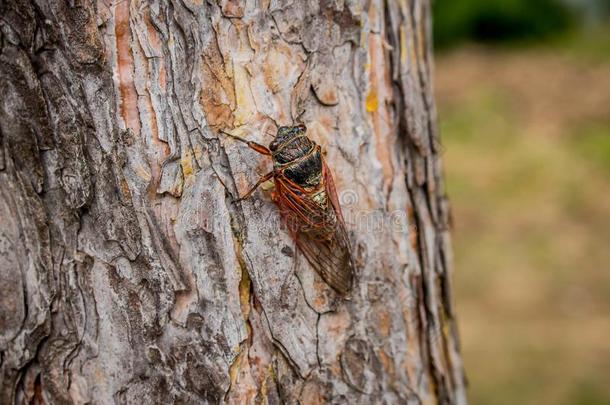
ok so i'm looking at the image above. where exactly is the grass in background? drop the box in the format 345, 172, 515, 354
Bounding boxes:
557, 27, 610, 63
436, 32, 610, 405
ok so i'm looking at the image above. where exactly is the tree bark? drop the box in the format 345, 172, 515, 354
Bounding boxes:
0, 0, 466, 403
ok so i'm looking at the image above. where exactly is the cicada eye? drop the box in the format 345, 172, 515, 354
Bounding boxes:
297, 123, 306, 132
269, 139, 279, 151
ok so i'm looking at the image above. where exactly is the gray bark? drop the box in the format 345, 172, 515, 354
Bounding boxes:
0, 0, 466, 403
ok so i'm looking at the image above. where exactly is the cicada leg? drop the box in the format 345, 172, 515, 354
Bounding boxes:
220, 130, 271, 156
220, 130, 274, 202
234, 171, 274, 202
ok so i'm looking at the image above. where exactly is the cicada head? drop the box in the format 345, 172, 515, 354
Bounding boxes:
269, 124, 314, 164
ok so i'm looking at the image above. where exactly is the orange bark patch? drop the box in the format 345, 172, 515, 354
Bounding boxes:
378, 348, 396, 382
407, 205, 419, 251
201, 98, 234, 129
227, 348, 258, 404
199, 42, 235, 128
119, 177, 132, 201
115, 1, 140, 136
367, 31, 395, 191
377, 309, 392, 337
221, 0, 245, 18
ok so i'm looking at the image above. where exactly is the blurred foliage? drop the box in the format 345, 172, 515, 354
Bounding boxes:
555, 27, 610, 63
435, 32, 610, 404
573, 123, 610, 175
433, 0, 576, 48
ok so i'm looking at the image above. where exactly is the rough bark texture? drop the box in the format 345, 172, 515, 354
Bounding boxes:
0, 0, 466, 403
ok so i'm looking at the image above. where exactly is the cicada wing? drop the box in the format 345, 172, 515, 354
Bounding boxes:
322, 163, 355, 258
295, 224, 354, 296
274, 165, 355, 296
320, 162, 355, 293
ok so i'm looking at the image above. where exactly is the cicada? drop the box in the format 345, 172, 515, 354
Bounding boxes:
222, 124, 354, 296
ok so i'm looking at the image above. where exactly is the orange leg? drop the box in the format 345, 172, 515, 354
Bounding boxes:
220, 130, 271, 155
235, 171, 274, 202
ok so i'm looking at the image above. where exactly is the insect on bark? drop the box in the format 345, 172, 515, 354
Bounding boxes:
221, 124, 355, 296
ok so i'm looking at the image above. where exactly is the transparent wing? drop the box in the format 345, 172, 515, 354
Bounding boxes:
274, 162, 354, 296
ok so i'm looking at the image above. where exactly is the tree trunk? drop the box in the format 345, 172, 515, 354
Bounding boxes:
0, 0, 466, 403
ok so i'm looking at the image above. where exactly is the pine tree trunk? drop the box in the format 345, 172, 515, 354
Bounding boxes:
0, 1, 466, 403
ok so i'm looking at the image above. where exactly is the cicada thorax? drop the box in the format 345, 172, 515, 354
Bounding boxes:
272, 138, 335, 234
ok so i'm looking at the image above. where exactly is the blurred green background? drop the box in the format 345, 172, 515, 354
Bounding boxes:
433, 1, 610, 404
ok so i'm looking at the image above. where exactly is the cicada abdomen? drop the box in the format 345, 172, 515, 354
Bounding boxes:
222, 124, 354, 296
